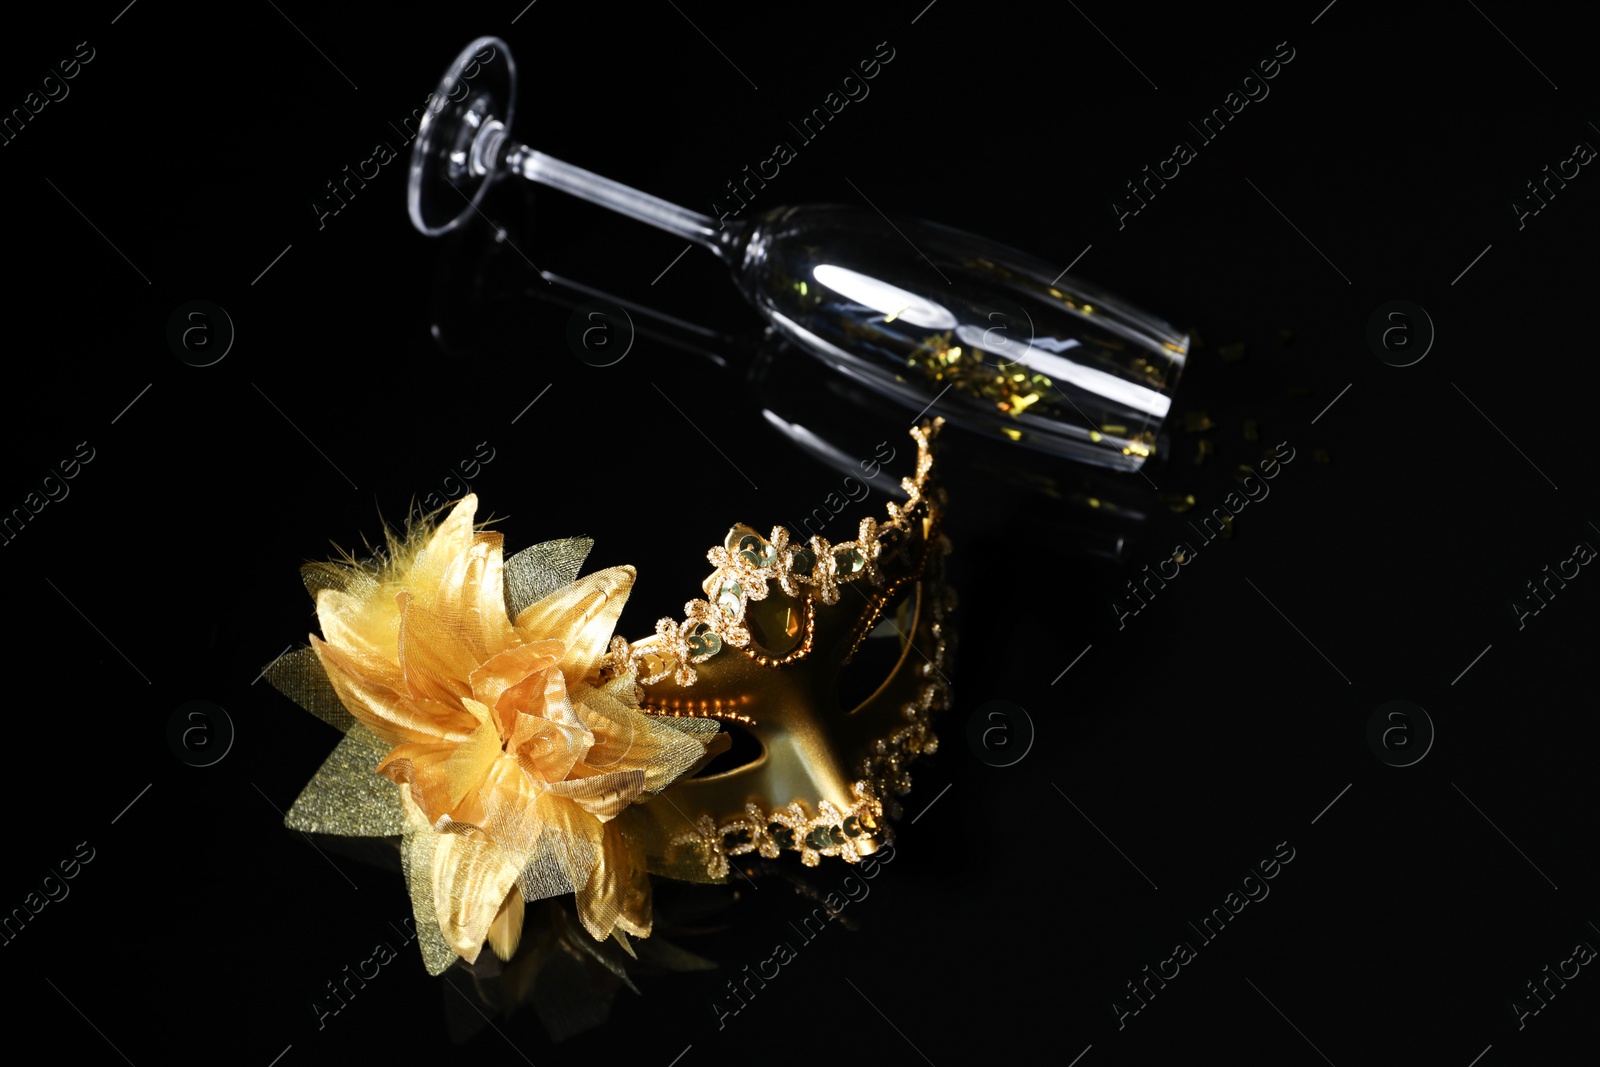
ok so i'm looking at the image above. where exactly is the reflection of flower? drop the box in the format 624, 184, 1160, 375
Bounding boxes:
308, 495, 716, 963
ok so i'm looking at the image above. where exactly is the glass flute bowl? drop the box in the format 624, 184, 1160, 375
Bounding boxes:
408, 36, 1188, 472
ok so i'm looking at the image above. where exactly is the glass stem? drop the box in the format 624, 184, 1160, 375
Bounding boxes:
479, 121, 738, 262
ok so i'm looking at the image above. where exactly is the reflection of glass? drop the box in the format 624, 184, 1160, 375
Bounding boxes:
747, 330, 1152, 565
426, 235, 1161, 566
409, 36, 1188, 472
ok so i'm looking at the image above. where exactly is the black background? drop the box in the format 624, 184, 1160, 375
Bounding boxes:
3, 1, 1598, 1064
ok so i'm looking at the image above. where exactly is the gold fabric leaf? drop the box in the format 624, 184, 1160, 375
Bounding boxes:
401, 830, 467, 976
265, 646, 355, 732
284, 724, 405, 836
515, 789, 604, 903
301, 559, 379, 602
503, 537, 594, 620
651, 716, 724, 741
629, 796, 730, 886
515, 850, 584, 904
577, 817, 653, 941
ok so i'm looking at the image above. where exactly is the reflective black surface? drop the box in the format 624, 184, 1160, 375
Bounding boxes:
6, 3, 1600, 1065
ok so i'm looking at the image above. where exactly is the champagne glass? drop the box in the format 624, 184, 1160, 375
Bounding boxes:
409, 36, 1188, 472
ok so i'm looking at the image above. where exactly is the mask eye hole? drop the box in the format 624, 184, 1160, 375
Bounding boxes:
689, 721, 765, 778
838, 583, 919, 714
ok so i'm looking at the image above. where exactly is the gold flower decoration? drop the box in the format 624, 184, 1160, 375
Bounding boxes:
285, 495, 722, 971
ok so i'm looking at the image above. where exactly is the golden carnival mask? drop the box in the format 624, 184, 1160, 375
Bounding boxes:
621, 419, 953, 881
266, 419, 951, 976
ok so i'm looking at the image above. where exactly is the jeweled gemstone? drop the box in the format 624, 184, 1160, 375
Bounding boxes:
747, 592, 803, 655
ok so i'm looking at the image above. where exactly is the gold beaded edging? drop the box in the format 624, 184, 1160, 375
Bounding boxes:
838, 505, 943, 667
602, 420, 943, 689
669, 572, 955, 876
638, 701, 758, 727
671, 783, 887, 874
613, 419, 952, 875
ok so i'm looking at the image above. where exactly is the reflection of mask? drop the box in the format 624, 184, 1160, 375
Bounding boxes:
613, 420, 954, 880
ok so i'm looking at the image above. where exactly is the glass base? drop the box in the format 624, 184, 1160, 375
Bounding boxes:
407, 36, 517, 237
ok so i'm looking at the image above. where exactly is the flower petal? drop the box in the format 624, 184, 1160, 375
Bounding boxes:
506, 670, 592, 783
514, 566, 635, 682
571, 684, 716, 792
311, 635, 475, 745
406, 496, 480, 603
315, 587, 399, 665
487, 885, 524, 961
377, 699, 505, 822
540, 769, 647, 820
396, 591, 479, 706
426, 825, 526, 963
439, 532, 517, 660
469, 638, 564, 733
376, 740, 460, 818
405, 751, 588, 966
400, 829, 474, 975
486, 766, 604, 904
405, 497, 517, 659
